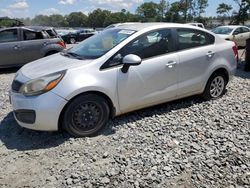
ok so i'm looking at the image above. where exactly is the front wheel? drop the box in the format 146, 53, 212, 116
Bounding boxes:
202, 73, 227, 100
62, 94, 110, 137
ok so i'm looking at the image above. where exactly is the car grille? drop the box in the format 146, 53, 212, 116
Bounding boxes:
11, 80, 23, 92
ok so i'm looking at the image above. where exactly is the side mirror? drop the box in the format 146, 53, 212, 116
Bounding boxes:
121, 54, 142, 73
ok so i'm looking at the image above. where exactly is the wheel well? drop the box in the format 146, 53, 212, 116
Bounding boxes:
58, 91, 116, 131
44, 50, 59, 57
211, 68, 229, 83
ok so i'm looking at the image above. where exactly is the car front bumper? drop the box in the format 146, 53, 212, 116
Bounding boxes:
10, 91, 68, 131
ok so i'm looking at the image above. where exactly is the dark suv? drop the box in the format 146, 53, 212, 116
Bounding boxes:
58, 29, 97, 44
0, 26, 66, 68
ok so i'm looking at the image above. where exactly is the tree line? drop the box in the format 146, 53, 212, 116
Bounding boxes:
1, 0, 250, 28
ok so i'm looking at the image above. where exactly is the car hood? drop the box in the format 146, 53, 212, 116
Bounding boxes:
20, 53, 94, 79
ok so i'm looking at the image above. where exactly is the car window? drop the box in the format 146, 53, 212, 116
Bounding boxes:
23, 29, 44, 41
0, 29, 18, 43
241, 27, 250, 33
198, 24, 203, 28
122, 29, 173, 59
101, 29, 174, 69
46, 29, 57, 38
177, 28, 214, 50
234, 28, 241, 34
212, 27, 233, 35
68, 28, 136, 59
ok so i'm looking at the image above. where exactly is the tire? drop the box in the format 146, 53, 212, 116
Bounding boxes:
70, 38, 76, 44
62, 94, 110, 137
202, 72, 227, 100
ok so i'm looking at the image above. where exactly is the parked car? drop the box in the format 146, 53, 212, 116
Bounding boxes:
57, 29, 97, 44
186, 23, 205, 29
0, 26, 66, 68
57, 29, 78, 44
10, 23, 237, 137
212, 25, 250, 47
27, 26, 59, 38
76, 29, 97, 42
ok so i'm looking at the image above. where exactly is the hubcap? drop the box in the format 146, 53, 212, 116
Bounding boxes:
210, 76, 225, 98
72, 102, 101, 132
70, 38, 75, 44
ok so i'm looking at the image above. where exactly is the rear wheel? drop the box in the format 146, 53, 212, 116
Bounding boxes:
62, 94, 110, 137
202, 72, 227, 100
70, 38, 76, 44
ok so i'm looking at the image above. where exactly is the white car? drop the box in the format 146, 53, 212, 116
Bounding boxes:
10, 23, 237, 137
186, 23, 205, 29
212, 25, 250, 47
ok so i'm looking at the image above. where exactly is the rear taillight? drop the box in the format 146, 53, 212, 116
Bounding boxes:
57, 41, 66, 48
232, 42, 238, 61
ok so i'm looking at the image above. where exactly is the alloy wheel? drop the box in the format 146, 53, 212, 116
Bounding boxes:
209, 76, 225, 98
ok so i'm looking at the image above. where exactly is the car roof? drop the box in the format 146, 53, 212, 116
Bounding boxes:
186, 23, 203, 25
217, 25, 246, 29
0, 26, 52, 32
26, 26, 54, 31
116, 22, 203, 31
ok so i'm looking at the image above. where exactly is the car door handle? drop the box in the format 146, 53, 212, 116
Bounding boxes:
43, 42, 48, 46
166, 61, 177, 68
13, 45, 20, 50
206, 51, 215, 58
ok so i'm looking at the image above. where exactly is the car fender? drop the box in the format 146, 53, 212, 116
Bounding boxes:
201, 63, 233, 93
52, 67, 121, 115
41, 43, 64, 56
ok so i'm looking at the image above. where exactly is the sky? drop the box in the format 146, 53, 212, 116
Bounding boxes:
0, 0, 239, 18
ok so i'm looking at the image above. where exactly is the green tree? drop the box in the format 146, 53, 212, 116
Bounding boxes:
66, 12, 88, 27
49, 14, 67, 27
137, 2, 159, 21
158, 0, 168, 21
216, 3, 233, 17
165, 2, 183, 23
196, 0, 208, 18
32, 15, 50, 26
88, 9, 111, 27
19, 17, 32, 26
179, 0, 193, 22
232, 0, 250, 24
216, 3, 233, 24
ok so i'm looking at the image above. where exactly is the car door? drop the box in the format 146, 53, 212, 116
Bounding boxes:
240, 27, 250, 46
176, 28, 216, 96
78, 30, 91, 41
232, 27, 246, 46
115, 29, 179, 113
20, 29, 47, 64
0, 28, 23, 67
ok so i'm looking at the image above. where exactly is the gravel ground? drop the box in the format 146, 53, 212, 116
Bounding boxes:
0, 66, 250, 188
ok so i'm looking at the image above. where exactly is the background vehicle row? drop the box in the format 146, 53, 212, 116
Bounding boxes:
0, 26, 66, 68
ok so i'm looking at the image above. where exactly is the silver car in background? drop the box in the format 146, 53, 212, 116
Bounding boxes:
0, 26, 66, 68
10, 23, 237, 137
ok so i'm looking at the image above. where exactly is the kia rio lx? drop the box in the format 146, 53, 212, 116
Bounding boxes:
10, 23, 238, 137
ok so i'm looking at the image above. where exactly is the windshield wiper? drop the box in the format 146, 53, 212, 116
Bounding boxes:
61, 51, 84, 60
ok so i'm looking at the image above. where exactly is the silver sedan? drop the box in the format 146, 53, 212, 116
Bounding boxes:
10, 23, 237, 137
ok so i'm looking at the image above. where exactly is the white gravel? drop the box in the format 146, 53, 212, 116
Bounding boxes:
0, 67, 249, 188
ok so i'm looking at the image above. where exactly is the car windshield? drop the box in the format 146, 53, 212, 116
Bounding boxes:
67, 28, 136, 59
212, 27, 233, 35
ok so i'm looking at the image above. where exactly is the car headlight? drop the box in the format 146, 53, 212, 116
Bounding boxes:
20, 70, 66, 96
